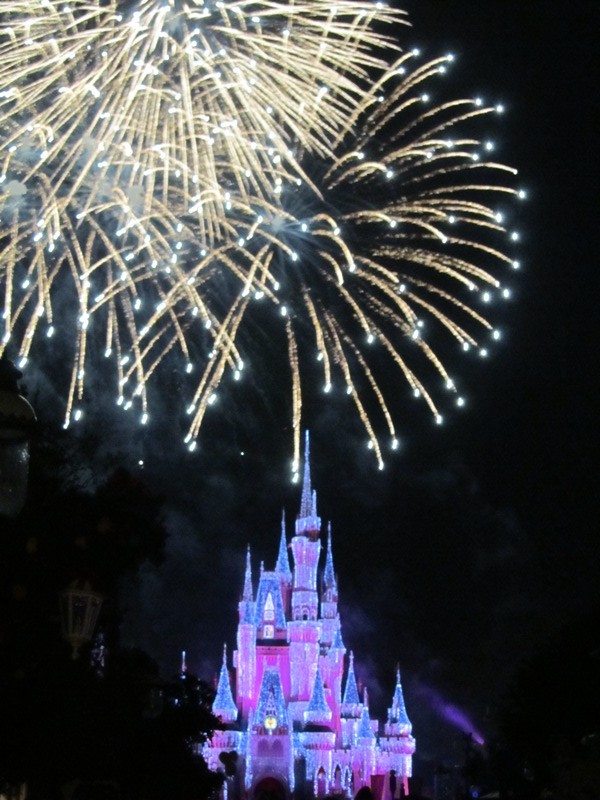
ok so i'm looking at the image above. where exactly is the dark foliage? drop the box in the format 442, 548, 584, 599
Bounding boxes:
495, 604, 600, 799
0, 429, 221, 800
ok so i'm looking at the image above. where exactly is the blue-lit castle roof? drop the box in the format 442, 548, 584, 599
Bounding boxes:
212, 645, 238, 724
388, 669, 412, 734
341, 651, 361, 716
255, 668, 288, 731
276, 512, 293, 582
304, 667, 332, 725
254, 571, 287, 630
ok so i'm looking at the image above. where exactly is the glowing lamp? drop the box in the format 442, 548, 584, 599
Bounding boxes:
0, 357, 36, 518
265, 715, 277, 731
60, 581, 103, 659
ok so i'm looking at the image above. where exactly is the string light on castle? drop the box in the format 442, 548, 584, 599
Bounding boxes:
0, 1, 524, 469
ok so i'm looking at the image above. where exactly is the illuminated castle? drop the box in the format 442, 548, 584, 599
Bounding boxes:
204, 434, 415, 799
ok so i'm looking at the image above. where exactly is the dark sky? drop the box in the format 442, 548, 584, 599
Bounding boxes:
115, 0, 600, 765
29, 0, 600, 769
116, 0, 600, 765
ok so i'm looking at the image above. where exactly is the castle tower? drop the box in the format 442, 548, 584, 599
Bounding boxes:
385, 668, 412, 737
235, 546, 257, 718
381, 669, 416, 795
289, 432, 322, 703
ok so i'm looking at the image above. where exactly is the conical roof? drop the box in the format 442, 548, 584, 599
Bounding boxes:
295, 431, 321, 535
212, 645, 238, 723
323, 523, 337, 592
304, 667, 332, 724
342, 652, 360, 705
388, 668, 412, 733
357, 702, 376, 741
275, 511, 292, 582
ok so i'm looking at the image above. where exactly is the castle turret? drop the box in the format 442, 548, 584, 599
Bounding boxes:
235, 546, 256, 718
276, 511, 293, 612
213, 644, 239, 724
340, 651, 363, 747
357, 688, 375, 743
320, 523, 339, 646
239, 545, 254, 623
341, 651, 361, 718
385, 668, 412, 736
304, 667, 332, 726
323, 524, 337, 595
380, 669, 416, 796
355, 689, 377, 789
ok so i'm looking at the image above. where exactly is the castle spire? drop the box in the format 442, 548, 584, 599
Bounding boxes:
341, 651, 361, 717
323, 522, 337, 591
304, 666, 332, 724
243, 545, 253, 601
299, 430, 312, 518
388, 667, 412, 733
239, 545, 255, 624
180, 649, 187, 676
275, 510, 292, 582
332, 625, 345, 650
357, 696, 376, 741
212, 644, 238, 723
295, 431, 321, 536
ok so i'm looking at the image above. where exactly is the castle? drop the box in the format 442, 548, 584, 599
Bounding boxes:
203, 435, 415, 800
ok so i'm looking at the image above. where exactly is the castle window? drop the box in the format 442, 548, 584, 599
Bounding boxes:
264, 624, 274, 638
264, 593, 275, 621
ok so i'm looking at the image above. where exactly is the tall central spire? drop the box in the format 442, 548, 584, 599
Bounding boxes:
299, 430, 313, 519
295, 430, 321, 536
243, 545, 253, 601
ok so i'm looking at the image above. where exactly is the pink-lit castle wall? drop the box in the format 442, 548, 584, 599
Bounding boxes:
203, 435, 415, 799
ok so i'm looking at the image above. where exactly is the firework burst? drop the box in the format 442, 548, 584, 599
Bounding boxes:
0, 0, 523, 472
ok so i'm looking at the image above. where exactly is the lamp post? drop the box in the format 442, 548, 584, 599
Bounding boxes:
60, 580, 104, 659
0, 356, 36, 518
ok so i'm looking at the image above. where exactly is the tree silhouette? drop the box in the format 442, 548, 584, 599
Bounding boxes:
0, 428, 221, 800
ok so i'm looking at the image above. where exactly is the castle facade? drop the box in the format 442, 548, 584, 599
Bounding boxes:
204, 435, 415, 799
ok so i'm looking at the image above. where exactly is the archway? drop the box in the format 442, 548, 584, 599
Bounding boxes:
316, 768, 327, 798
252, 776, 287, 800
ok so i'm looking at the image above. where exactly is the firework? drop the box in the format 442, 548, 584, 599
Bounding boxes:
0, 0, 522, 471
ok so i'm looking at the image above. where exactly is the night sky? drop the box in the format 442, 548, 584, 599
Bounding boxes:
24, 0, 600, 770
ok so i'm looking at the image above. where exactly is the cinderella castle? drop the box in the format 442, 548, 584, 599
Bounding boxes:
203, 435, 415, 800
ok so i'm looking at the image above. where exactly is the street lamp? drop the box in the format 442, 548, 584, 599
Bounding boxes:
0, 356, 36, 518
60, 581, 104, 660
